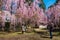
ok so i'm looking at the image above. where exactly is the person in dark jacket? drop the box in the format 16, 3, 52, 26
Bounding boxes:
47, 22, 54, 39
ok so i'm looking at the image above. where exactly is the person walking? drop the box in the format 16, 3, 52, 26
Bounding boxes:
22, 23, 26, 34
5, 14, 11, 32
47, 21, 54, 39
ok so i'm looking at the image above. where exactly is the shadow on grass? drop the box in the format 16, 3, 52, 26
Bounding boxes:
0, 32, 8, 35
52, 29, 60, 36
35, 32, 50, 38
40, 35, 49, 38
35, 30, 60, 39
53, 29, 60, 32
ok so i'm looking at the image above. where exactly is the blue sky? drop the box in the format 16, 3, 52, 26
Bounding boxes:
43, 0, 57, 10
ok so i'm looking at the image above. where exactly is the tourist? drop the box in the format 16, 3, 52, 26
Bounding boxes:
22, 23, 26, 34
47, 21, 53, 39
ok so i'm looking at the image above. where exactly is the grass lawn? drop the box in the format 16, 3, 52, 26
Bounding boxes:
0, 32, 21, 38
0, 31, 60, 40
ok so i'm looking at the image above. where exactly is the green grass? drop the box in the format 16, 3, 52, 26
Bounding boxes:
0, 32, 21, 38
0, 27, 59, 40
0, 32, 35, 38
0, 31, 60, 40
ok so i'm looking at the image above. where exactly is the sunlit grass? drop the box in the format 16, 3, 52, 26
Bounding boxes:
0, 32, 35, 38
0, 32, 21, 38
0, 28, 60, 40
